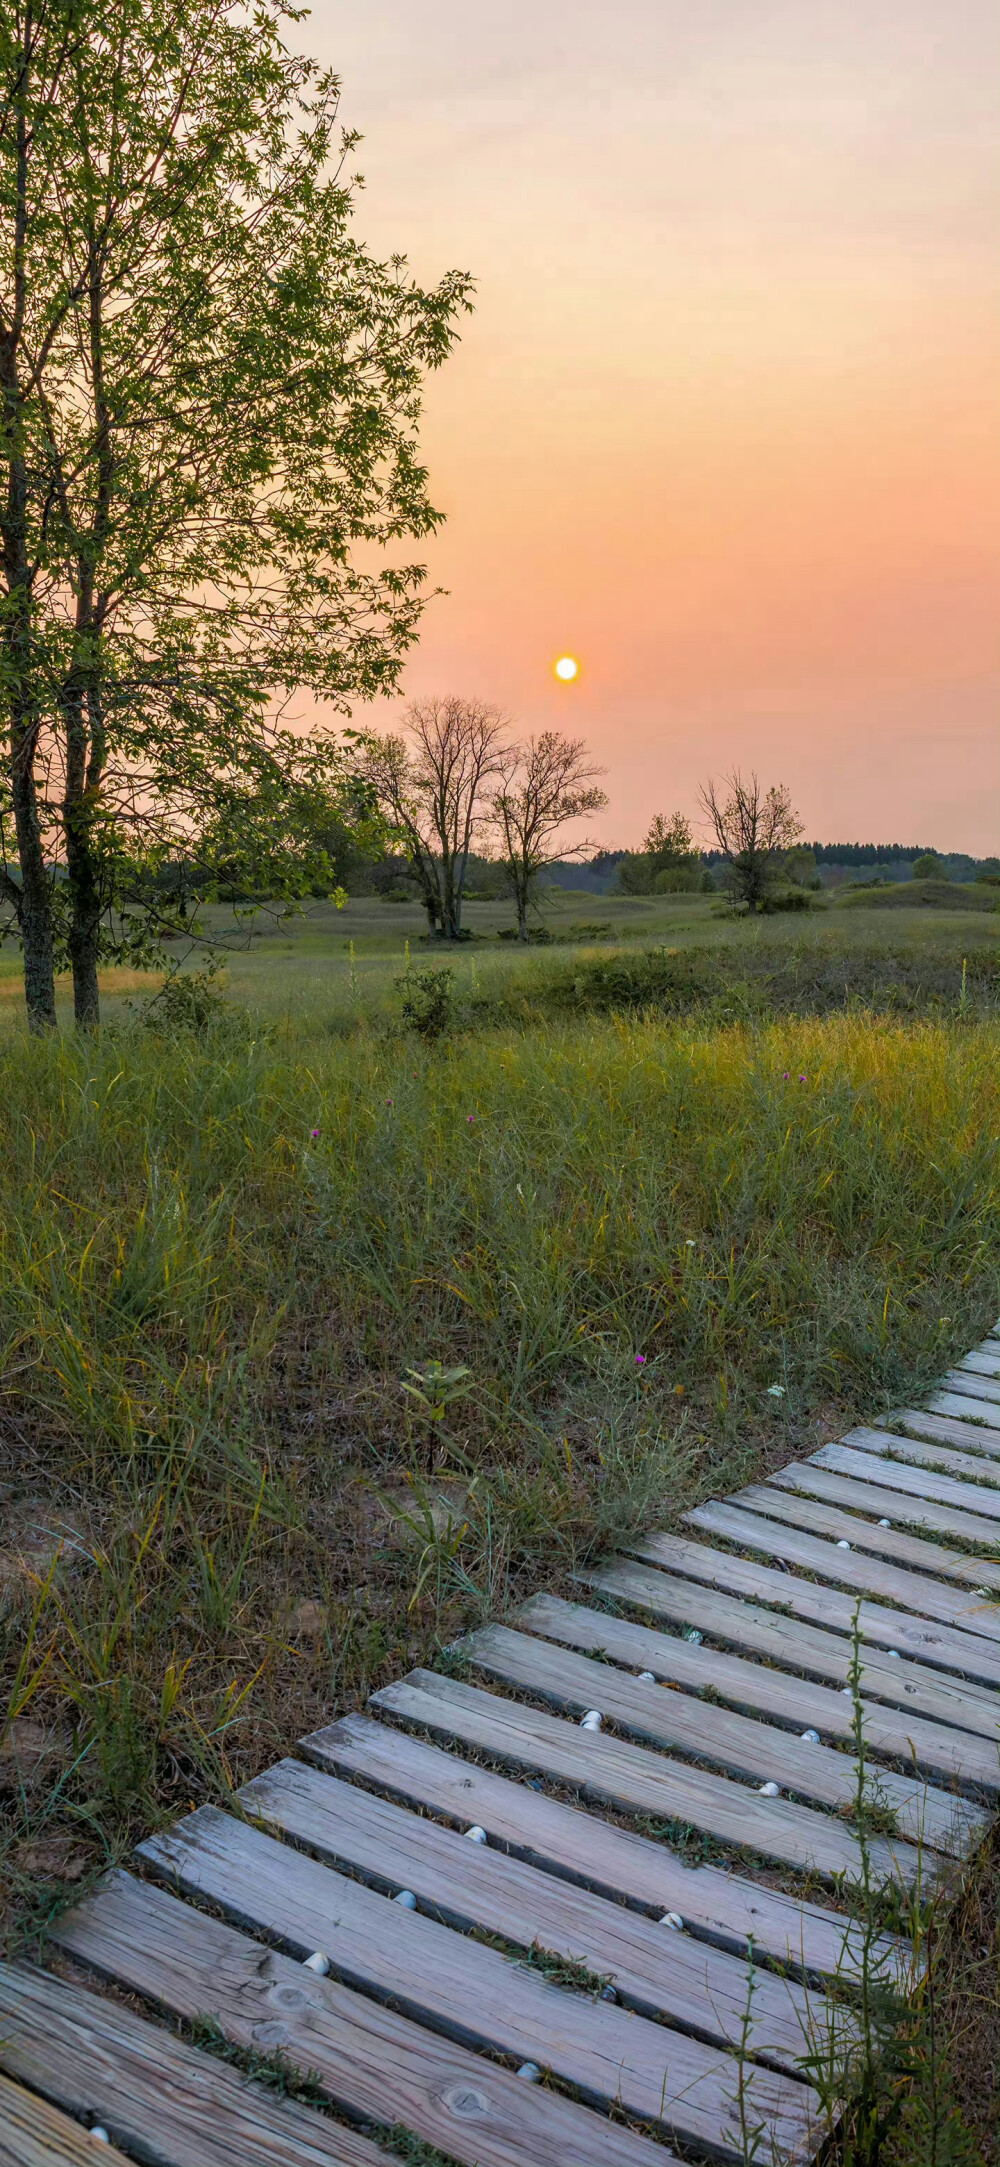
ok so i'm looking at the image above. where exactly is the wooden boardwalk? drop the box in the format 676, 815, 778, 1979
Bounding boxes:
3, 1334, 1000, 2165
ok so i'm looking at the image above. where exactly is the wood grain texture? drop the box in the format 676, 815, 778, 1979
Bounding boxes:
303, 1712, 909, 1983
925, 1393, 1000, 1430
462, 1619, 983, 1853
881, 1409, 1000, 1458
617, 1541, 1000, 1736
49, 1876, 676, 2167
371, 1668, 934, 1887
0, 2075, 132, 2167
0, 1965, 390, 2167
953, 1353, 1000, 1383
132, 1817, 820, 2162
802, 1456, 1000, 1560
239, 1755, 850, 2072
838, 1426, 1000, 1486
761, 1466, 1000, 1581
516, 1590, 1000, 1795
685, 1503, 1000, 1677
808, 1455, 1000, 1593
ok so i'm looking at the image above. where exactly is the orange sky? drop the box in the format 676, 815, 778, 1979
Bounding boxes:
305, 1, 999, 851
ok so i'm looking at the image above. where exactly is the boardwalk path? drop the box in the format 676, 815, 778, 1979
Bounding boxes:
3, 1335, 1000, 2165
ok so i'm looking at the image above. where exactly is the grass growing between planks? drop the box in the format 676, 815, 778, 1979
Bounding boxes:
1, 999, 998, 2155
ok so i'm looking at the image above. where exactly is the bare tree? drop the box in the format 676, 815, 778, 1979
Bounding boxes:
365, 697, 508, 938
489, 732, 608, 941
699, 770, 802, 912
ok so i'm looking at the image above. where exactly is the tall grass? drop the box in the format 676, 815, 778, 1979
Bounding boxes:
1, 1005, 999, 2156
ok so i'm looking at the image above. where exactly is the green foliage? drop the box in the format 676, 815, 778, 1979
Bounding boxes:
142, 961, 228, 1036
0, 0, 472, 1027
395, 965, 457, 1038
616, 810, 700, 896
912, 854, 949, 881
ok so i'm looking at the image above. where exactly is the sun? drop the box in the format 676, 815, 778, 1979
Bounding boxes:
554, 654, 579, 682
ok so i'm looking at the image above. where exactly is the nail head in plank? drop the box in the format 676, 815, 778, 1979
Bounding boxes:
806, 1457, 1000, 1606
462, 1619, 982, 1852
517, 1590, 1000, 1796
618, 1539, 1000, 1735
372, 1667, 932, 1887
685, 1501, 1000, 1674
303, 1711, 907, 1984
0, 1964, 391, 2167
49, 1876, 676, 2167
239, 1754, 845, 2074
0, 2073, 133, 2167
132, 1817, 820, 2162
763, 1464, 1000, 1582
814, 1446, 1000, 1546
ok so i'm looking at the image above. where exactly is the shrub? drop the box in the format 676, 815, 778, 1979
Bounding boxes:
143, 960, 227, 1034
395, 966, 457, 1039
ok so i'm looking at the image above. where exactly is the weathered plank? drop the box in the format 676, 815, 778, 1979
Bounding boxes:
883, 1407, 1000, 1455
685, 1503, 1000, 1675
304, 1712, 909, 1983
954, 1352, 1000, 1382
239, 1755, 850, 2073
0, 1964, 391, 2167
0, 2074, 133, 2167
620, 1538, 1000, 1733
926, 1392, 1000, 1430
763, 1464, 1000, 1577
839, 1425, 1000, 1485
462, 1620, 983, 1853
516, 1590, 1000, 1794
49, 1875, 676, 2167
808, 1453, 1000, 1584
372, 1668, 933, 1886
132, 1815, 821, 2162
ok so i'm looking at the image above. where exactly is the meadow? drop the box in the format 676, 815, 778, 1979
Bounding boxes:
1, 894, 999, 2159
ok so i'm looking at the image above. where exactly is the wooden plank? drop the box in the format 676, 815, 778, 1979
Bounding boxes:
685, 1502, 1000, 1675
764, 1463, 1000, 1573
371, 1667, 934, 1887
621, 1537, 1000, 1732
463, 1620, 983, 1853
728, 1473, 997, 1594
809, 1452, 1000, 1586
303, 1711, 910, 1984
941, 1371, 1000, 1405
926, 1392, 1000, 1430
48, 1877, 675, 2167
883, 1408, 1000, 1457
954, 1352, 1000, 1381
838, 1425, 1000, 1485
239, 1755, 849, 2074
0, 2074, 133, 2167
131, 1816, 821, 2162
0, 1964, 391, 2167
516, 1590, 1000, 1795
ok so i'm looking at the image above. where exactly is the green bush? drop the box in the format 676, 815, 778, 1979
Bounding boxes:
395, 965, 457, 1039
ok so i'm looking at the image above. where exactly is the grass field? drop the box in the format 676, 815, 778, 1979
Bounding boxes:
1, 898, 999, 2159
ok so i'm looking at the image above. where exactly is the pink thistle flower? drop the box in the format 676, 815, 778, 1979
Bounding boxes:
310, 1127, 320, 1137
467, 1114, 474, 1124
782, 1071, 789, 1081
798, 1074, 807, 1083
635, 1353, 646, 1366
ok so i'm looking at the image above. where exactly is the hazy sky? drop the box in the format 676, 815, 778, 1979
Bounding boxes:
304, 2, 999, 851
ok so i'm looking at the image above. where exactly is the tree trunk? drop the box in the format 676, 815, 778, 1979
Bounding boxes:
516, 885, 528, 940
9, 713, 57, 1029
63, 682, 104, 1030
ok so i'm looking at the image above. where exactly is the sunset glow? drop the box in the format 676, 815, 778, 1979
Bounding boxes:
306, 1, 999, 850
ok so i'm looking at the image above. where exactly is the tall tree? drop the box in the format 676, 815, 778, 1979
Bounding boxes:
365, 697, 508, 938
0, 0, 471, 1027
616, 809, 699, 895
489, 731, 607, 940
699, 770, 802, 911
